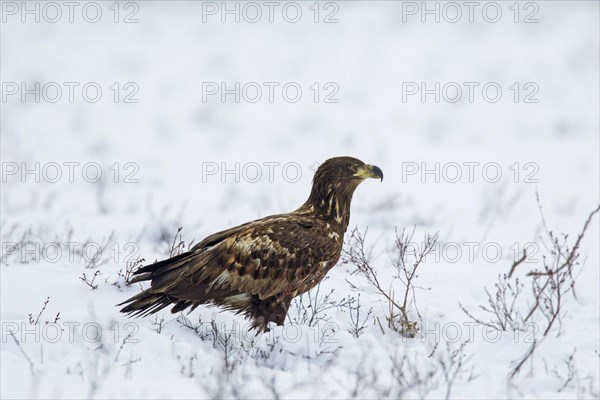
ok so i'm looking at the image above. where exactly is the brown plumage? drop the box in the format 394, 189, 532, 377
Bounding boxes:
118, 156, 383, 331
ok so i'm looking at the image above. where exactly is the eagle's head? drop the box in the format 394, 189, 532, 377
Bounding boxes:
301, 156, 383, 226
315, 156, 384, 184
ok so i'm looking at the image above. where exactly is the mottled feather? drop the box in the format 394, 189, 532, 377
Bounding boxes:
119, 156, 382, 331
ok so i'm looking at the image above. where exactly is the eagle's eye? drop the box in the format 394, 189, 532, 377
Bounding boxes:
342, 163, 363, 179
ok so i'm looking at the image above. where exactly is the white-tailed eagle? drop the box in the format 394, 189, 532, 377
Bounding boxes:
119, 156, 383, 331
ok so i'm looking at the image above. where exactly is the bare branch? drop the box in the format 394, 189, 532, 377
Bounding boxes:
343, 226, 437, 337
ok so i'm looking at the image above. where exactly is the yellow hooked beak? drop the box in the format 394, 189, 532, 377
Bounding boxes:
354, 164, 384, 182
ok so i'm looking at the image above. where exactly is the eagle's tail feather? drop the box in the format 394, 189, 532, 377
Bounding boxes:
118, 252, 196, 316
128, 251, 196, 284
171, 299, 197, 313
118, 290, 174, 317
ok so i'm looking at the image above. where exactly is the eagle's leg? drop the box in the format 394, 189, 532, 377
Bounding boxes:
249, 292, 293, 332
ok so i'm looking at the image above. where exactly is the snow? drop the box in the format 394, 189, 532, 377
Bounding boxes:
1, 1, 599, 398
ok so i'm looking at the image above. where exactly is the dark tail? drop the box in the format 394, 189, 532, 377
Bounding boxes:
117, 250, 289, 332
127, 251, 194, 285
118, 251, 202, 317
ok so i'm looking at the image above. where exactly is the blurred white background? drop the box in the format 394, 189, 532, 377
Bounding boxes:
1, 1, 599, 398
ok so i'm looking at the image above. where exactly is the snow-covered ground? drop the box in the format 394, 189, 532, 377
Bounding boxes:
1, 1, 599, 398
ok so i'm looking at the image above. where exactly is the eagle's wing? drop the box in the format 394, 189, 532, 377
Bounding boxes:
129, 215, 338, 306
